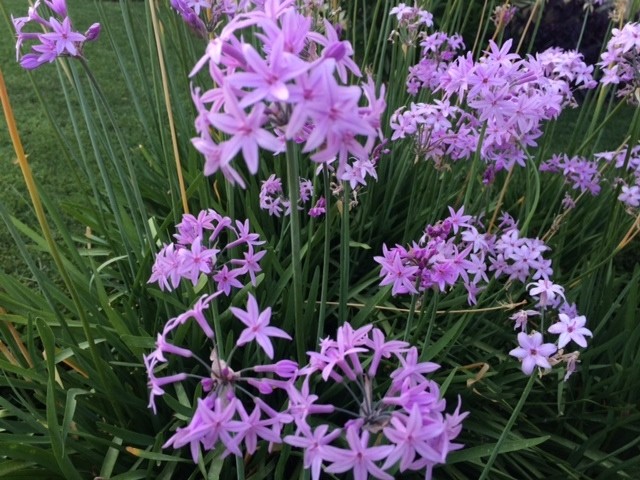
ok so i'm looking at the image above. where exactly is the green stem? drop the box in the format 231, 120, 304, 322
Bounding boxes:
422, 292, 438, 349
339, 183, 351, 323
317, 166, 332, 341
575, 9, 590, 51
478, 373, 536, 480
285, 142, 305, 363
403, 279, 424, 341
235, 455, 245, 480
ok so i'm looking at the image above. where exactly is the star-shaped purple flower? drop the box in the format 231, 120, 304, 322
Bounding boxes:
231, 294, 291, 359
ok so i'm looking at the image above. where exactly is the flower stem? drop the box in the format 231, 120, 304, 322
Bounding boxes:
339, 183, 350, 322
285, 142, 305, 363
403, 279, 422, 341
317, 166, 332, 341
478, 373, 536, 480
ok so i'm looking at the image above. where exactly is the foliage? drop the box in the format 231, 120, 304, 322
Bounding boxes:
0, 0, 639, 479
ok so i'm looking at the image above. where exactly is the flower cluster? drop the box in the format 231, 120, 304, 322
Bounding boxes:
388, 3, 435, 47
12, 0, 100, 69
170, 0, 259, 37
286, 322, 467, 480
144, 293, 295, 458
536, 47, 597, 97
509, 307, 592, 378
148, 209, 265, 294
595, 144, 640, 209
388, 6, 464, 93
375, 206, 555, 302
146, 297, 465, 480
599, 22, 640, 102
374, 207, 592, 378
540, 144, 640, 211
540, 153, 602, 195
389, 14, 596, 176
188, 0, 385, 187
405, 31, 465, 95
259, 174, 314, 217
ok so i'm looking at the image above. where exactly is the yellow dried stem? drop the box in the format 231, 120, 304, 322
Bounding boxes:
0, 340, 19, 367
148, 0, 190, 215
320, 299, 527, 316
6, 321, 33, 368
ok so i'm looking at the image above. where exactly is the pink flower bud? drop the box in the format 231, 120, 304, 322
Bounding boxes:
84, 23, 101, 42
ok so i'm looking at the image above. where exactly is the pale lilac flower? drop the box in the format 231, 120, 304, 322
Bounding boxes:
619, 184, 640, 207
208, 86, 282, 175
510, 309, 539, 331
163, 397, 242, 460
509, 332, 557, 375
382, 404, 443, 472
231, 246, 267, 286
446, 205, 473, 233
528, 279, 566, 308
548, 313, 593, 348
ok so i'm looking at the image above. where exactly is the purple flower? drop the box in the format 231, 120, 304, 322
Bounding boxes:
528, 279, 566, 308
231, 294, 292, 359
187, 3, 385, 185
323, 426, 394, 480
208, 85, 282, 175
382, 404, 443, 472
510, 309, 539, 331
41, 17, 86, 55
509, 332, 557, 375
548, 313, 592, 348
228, 402, 282, 455
163, 397, 242, 461
284, 425, 342, 480
308, 196, 327, 217
375, 246, 419, 295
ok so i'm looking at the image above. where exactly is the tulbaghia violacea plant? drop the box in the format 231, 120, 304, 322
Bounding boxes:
12, 0, 100, 69
187, 0, 385, 187
285, 322, 467, 480
148, 209, 266, 294
374, 207, 592, 378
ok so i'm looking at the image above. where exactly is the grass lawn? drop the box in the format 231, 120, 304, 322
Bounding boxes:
0, 0, 151, 277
